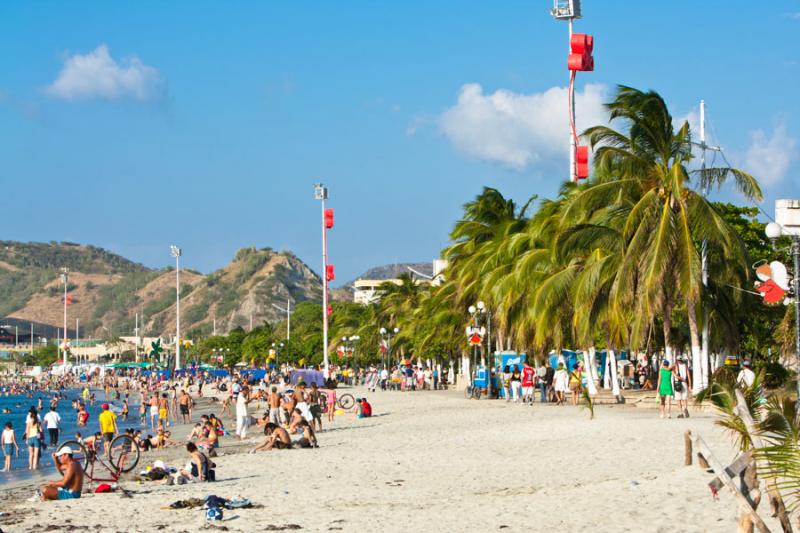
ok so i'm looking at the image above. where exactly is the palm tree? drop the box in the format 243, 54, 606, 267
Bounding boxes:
567, 86, 762, 389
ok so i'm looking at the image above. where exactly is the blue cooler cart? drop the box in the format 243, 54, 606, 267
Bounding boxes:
472, 366, 489, 398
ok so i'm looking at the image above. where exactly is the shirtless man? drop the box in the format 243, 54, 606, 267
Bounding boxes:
158, 393, 170, 428
149, 393, 159, 431
250, 423, 291, 453
178, 390, 192, 423
267, 387, 282, 426
307, 383, 323, 431
41, 446, 83, 500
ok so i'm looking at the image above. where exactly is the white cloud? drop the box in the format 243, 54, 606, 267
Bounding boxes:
743, 124, 797, 186
45, 44, 165, 102
439, 83, 607, 170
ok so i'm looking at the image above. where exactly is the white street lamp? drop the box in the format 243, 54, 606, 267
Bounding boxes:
170, 245, 182, 370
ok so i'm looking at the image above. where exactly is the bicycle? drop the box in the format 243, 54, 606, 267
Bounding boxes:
463, 384, 482, 400
57, 434, 140, 486
318, 391, 356, 410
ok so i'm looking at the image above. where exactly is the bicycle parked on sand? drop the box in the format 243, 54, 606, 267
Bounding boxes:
57, 434, 140, 486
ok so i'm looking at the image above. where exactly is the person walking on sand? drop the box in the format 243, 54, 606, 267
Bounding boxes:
149, 393, 159, 431
656, 359, 674, 419
2, 422, 20, 471
553, 363, 569, 406
326, 388, 337, 422
569, 364, 583, 406
674, 356, 691, 418
98, 403, 118, 453
521, 361, 535, 405
510, 367, 522, 403
179, 390, 191, 424
235, 386, 251, 440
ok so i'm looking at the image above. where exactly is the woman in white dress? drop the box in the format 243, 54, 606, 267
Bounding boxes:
553, 363, 570, 405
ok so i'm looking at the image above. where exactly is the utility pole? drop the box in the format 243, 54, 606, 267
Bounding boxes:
694, 100, 722, 393
60, 268, 69, 365
315, 183, 333, 379
170, 245, 182, 370
551, 0, 594, 183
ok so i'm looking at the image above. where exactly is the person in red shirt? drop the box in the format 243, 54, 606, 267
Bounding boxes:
356, 398, 372, 418
77, 405, 89, 427
521, 361, 536, 405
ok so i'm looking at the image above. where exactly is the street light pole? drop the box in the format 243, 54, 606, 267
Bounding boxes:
170, 245, 182, 370
315, 184, 330, 379
60, 268, 69, 365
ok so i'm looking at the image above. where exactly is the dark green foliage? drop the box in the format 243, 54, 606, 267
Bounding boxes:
755, 361, 791, 390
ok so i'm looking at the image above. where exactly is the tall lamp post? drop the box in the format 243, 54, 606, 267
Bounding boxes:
766, 200, 800, 407
170, 245, 182, 370
380, 327, 399, 369
271, 342, 284, 371
315, 183, 334, 379
60, 268, 69, 365
468, 302, 490, 397
271, 300, 293, 340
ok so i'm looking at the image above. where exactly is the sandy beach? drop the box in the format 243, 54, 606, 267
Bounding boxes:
0, 388, 781, 533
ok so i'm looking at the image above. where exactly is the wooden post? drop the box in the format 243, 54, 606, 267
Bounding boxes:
734, 390, 793, 533
692, 434, 771, 533
684, 430, 693, 466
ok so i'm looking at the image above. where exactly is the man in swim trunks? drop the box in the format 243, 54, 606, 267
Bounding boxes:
98, 404, 117, 452
41, 446, 83, 500
158, 393, 170, 428
149, 393, 159, 431
178, 390, 192, 423
267, 387, 282, 426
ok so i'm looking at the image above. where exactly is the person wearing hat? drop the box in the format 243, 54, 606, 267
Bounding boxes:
98, 403, 118, 452
41, 446, 83, 500
737, 360, 756, 388
674, 356, 692, 419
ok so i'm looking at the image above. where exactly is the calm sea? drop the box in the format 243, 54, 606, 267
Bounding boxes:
0, 388, 144, 483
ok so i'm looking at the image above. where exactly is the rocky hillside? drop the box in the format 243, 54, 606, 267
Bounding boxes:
0, 242, 322, 340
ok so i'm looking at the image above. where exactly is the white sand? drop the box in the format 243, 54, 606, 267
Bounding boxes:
0, 388, 780, 532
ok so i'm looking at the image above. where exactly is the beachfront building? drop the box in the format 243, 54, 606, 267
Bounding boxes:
352, 259, 447, 304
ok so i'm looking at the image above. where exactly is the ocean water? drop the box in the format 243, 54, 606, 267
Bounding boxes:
0, 388, 144, 483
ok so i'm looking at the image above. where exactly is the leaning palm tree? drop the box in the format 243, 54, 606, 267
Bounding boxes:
566, 86, 762, 389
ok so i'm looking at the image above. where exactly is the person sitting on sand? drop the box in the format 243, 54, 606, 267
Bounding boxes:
40, 446, 83, 500
187, 423, 204, 441
179, 442, 214, 482
197, 421, 219, 455
288, 409, 318, 448
250, 423, 291, 452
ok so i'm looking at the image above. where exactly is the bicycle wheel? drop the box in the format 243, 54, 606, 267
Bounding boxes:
109, 435, 140, 473
57, 440, 89, 472
338, 394, 355, 410
464, 386, 472, 399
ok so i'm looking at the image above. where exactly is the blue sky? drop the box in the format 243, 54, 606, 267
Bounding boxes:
1, 1, 798, 283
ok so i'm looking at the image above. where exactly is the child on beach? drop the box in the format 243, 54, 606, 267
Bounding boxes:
139, 402, 146, 425
2, 422, 20, 471
122, 400, 129, 421
326, 389, 336, 422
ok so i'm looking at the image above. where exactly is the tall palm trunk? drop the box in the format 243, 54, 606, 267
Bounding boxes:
582, 347, 598, 396
608, 348, 621, 397
663, 299, 673, 360
686, 296, 703, 394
